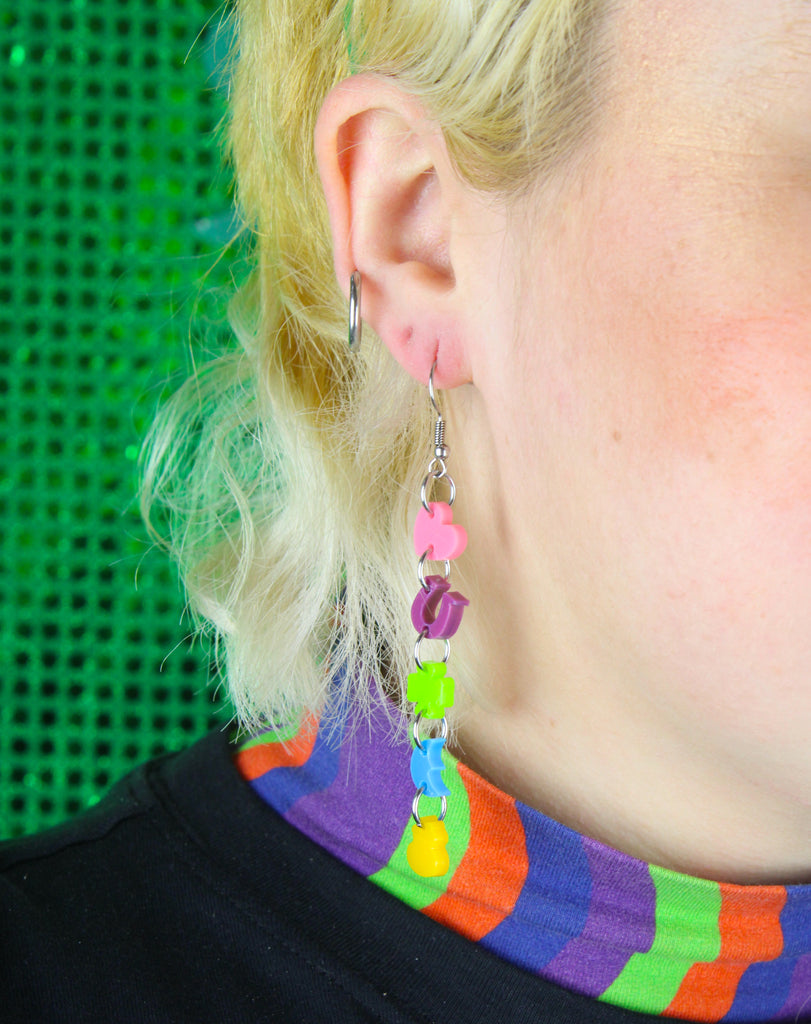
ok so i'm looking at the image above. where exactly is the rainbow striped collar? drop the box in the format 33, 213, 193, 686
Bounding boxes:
234, 700, 811, 1022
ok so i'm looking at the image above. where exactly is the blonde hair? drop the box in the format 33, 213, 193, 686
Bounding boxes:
141, 0, 608, 731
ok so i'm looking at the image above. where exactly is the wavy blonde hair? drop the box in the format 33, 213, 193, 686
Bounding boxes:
141, 0, 609, 731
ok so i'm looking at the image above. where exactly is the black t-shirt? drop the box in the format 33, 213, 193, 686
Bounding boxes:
1, 729, 704, 1023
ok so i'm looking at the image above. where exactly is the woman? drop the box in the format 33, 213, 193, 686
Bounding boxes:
2, 0, 810, 1020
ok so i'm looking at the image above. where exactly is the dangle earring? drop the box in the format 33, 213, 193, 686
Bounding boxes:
406, 361, 468, 877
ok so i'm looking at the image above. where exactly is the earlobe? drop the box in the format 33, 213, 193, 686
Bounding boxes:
315, 75, 470, 387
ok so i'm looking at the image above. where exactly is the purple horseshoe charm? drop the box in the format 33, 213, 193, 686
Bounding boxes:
411, 575, 469, 639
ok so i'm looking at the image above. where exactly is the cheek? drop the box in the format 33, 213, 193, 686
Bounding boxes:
625, 305, 811, 690
656, 307, 811, 510
597, 308, 811, 759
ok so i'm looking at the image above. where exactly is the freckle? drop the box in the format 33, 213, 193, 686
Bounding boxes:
706, 450, 716, 462
612, 430, 622, 443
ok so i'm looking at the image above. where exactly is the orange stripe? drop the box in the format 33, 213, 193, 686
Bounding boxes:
423, 762, 528, 941
233, 716, 320, 781
665, 883, 787, 1022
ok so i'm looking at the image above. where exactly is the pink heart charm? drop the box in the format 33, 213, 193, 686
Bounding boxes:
413, 502, 468, 561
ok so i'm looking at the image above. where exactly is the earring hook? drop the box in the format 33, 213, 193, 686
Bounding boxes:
428, 359, 441, 419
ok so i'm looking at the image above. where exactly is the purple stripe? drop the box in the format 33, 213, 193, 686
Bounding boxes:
286, 701, 414, 876
778, 952, 811, 1019
543, 836, 656, 996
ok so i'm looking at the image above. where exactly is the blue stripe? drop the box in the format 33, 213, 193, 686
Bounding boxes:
723, 960, 795, 1022
782, 885, 811, 957
248, 729, 341, 816
481, 802, 591, 972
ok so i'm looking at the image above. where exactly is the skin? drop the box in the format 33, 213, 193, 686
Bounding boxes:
317, 0, 811, 883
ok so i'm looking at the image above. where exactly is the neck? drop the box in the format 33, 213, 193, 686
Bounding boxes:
444, 393, 811, 887
450, 665, 811, 885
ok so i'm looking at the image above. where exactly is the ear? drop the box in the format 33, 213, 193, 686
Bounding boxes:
315, 74, 471, 388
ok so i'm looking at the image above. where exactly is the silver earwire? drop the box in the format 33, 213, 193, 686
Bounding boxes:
421, 359, 455, 511
348, 270, 362, 352
428, 358, 441, 418
428, 360, 450, 459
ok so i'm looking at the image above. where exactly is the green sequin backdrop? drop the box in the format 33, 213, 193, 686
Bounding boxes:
0, 0, 237, 839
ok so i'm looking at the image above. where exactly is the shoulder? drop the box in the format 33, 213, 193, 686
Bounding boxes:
1, 754, 166, 875
0, 730, 245, 1021
0, 729, 225, 877
0, 729, 676, 1024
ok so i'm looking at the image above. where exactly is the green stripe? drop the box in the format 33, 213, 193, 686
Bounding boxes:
342, 0, 367, 73
369, 751, 471, 909
342, 0, 358, 71
600, 866, 722, 1013
235, 720, 302, 752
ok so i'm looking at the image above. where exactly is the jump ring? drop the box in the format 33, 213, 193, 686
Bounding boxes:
414, 632, 450, 671
412, 714, 449, 750
420, 470, 456, 511
411, 787, 449, 827
417, 550, 451, 590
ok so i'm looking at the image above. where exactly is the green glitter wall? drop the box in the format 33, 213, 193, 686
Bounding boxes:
0, 0, 236, 839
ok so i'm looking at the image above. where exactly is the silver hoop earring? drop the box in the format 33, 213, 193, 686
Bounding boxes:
348, 271, 362, 352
